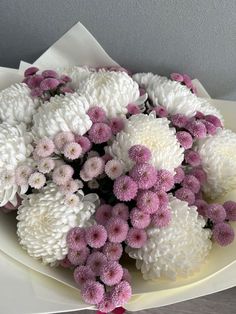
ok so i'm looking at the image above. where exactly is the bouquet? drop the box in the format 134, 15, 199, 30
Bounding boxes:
0, 23, 236, 313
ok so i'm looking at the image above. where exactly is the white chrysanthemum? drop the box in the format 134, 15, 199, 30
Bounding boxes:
32, 93, 92, 139
59, 66, 92, 90
109, 114, 184, 173
77, 71, 140, 118
133, 73, 223, 121
126, 196, 212, 280
17, 183, 99, 265
0, 83, 39, 125
0, 122, 33, 206
195, 128, 236, 199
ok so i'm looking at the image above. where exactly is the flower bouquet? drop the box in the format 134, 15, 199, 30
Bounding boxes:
0, 22, 236, 313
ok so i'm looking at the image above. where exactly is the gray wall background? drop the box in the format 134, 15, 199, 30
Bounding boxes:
0, 0, 236, 100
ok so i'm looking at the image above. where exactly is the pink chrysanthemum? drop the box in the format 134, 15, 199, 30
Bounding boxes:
102, 242, 123, 261
175, 187, 195, 205
95, 204, 113, 225
100, 261, 123, 286
54, 131, 75, 150
194, 199, 208, 217
204, 114, 222, 128
185, 120, 207, 139
88, 123, 112, 144
176, 131, 193, 149
223, 201, 236, 221
42, 69, 58, 79
66, 227, 86, 250
38, 157, 55, 174
122, 268, 132, 284
171, 114, 188, 128
130, 208, 151, 229
35, 137, 55, 157
112, 203, 129, 221
195, 111, 205, 119
86, 252, 107, 276
128, 145, 151, 164
109, 118, 125, 135
64, 194, 80, 207
68, 247, 90, 266
40, 78, 60, 91
126, 228, 147, 248
202, 120, 217, 136
189, 167, 207, 184
26, 74, 44, 89
63, 142, 82, 160
105, 160, 124, 180
83, 157, 105, 178
15, 165, 33, 185
137, 190, 159, 214
52, 165, 74, 185
85, 225, 107, 248
127, 103, 141, 115
24, 66, 39, 77
113, 175, 138, 201
60, 256, 73, 269
184, 150, 201, 167
87, 106, 106, 123
73, 265, 95, 287
28, 172, 46, 189
153, 169, 174, 192
174, 166, 185, 184
170, 73, 184, 82
155, 190, 169, 210
207, 204, 226, 223
153, 105, 168, 118
152, 208, 172, 228
102, 153, 113, 163
110, 281, 132, 306
213, 223, 235, 246
97, 294, 116, 313
182, 175, 200, 193
106, 217, 129, 243
59, 179, 81, 195
129, 163, 157, 190
81, 280, 105, 305
74, 135, 92, 153
80, 169, 92, 182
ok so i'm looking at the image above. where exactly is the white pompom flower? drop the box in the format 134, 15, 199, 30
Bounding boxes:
195, 128, 236, 199
32, 93, 92, 139
109, 114, 184, 173
17, 183, 99, 265
0, 83, 39, 125
77, 70, 140, 118
126, 195, 212, 280
133, 73, 223, 121
0, 122, 33, 206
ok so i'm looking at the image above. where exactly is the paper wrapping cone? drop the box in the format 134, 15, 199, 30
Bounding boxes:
0, 22, 236, 312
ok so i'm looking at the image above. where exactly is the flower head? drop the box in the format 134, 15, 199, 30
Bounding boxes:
184, 150, 201, 167
176, 131, 193, 149
63, 142, 82, 160
85, 225, 107, 248
174, 166, 185, 184
207, 204, 226, 223
35, 137, 54, 157
153, 105, 168, 118
171, 114, 188, 128
105, 160, 124, 180
130, 208, 151, 229
126, 228, 147, 248
130, 163, 157, 190
95, 204, 112, 225
194, 199, 208, 217
66, 227, 86, 251
52, 165, 74, 185
75, 135, 92, 153
109, 118, 125, 134
110, 281, 132, 306
73, 265, 95, 287
15, 165, 33, 185
68, 247, 90, 266
83, 157, 105, 178
182, 175, 200, 194
152, 208, 172, 228
137, 190, 159, 214
88, 123, 112, 144
59, 179, 81, 195
81, 280, 105, 304
102, 242, 123, 261
113, 175, 138, 201
175, 187, 195, 205
153, 169, 174, 192
97, 294, 116, 313
112, 203, 129, 221
86, 252, 107, 275
213, 222, 235, 246
28, 172, 46, 189
87, 106, 106, 123
186, 120, 207, 139
54, 131, 75, 150
128, 144, 151, 164
100, 261, 123, 286
106, 217, 129, 243
223, 201, 236, 221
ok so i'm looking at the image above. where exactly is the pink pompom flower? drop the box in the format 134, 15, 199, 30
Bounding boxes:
102, 242, 123, 261
171, 114, 188, 128
54, 131, 75, 150
63, 142, 82, 160
174, 166, 185, 184
100, 261, 123, 286
38, 157, 55, 174
109, 117, 125, 134
153, 105, 168, 118
95, 204, 113, 225
86, 252, 107, 276
204, 114, 222, 128
42, 69, 59, 79
182, 175, 200, 193
97, 294, 116, 313
223, 201, 236, 221
81, 280, 105, 305
126, 228, 147, 248
189, 167, 207, 184
52, 165, 74, 185
88, 122, 112, 144
59, 179, 81, 195
85, 225, 107, 249
35, 137, 55, 157
64, 194, 80, 207
184, 150, 201, 167
112, 203, 129, 221
40, 78, 60, 91
83, 157, 105, 178
106, 217, 129, 243
113, 175, 138, 201
67, 247, 90, 266
176, 131, 193, 149
74, 135, 92, 153
66, 227, 86, 250
152, 208, 172, 228
202, 120, 217, 135
185, 120, 207, 139
127, 103, 141, 115
24, 66, 39, 77
130, 208, 151, 229
28, 172, 46, 189
129, 163, 157, 190
155, 190, 169, 210
128, 145, 151, 164
87, 106, 106, 123
170, 73, 184, 82
15, 165, 33, 185
207, 204, 226, 223
73, 265, 95, 287
137, 190, 159, 214
110, 281, 132, 306
194, 199, 208, 217
105, 160, 124, 180
213, 222, 235, 246
153, 169, 174, 192
175, 187, 195, 205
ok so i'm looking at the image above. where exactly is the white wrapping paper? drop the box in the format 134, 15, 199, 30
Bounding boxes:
0, 21, 236, 312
